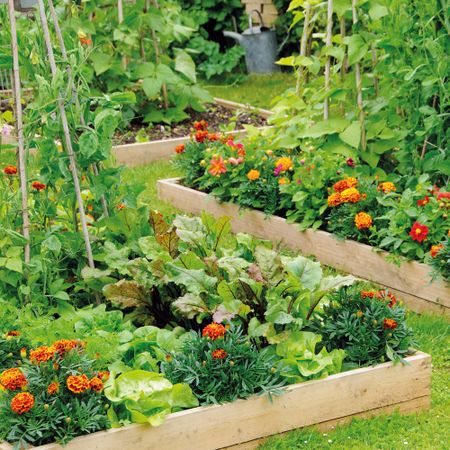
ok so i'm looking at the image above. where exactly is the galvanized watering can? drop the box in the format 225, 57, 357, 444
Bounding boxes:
224, 10, 280, 74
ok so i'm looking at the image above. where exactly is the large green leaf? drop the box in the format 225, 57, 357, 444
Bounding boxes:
166, 264, 217, 295
284, 256, 323, 291
175, 50, 196, 83
345, 34, 368, 66
91, 51, 113, 75
142, 77, 163, 99
339, 121, 361, 149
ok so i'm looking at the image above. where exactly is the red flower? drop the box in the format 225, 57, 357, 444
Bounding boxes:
6, 330, 20, 337
116, 203, 126, 210
361, 291, 376, 299
79, 36, 92, 46
346, 158, 355, 168
31, 181, 46, 191
195, 130, 209, 143
208, 133, 221, 142
417, 196, 430, 207
409, 222, 428, 243
194, 120, 208, 131
3, 165, 17, 175
11, 392, 34, 414
430, 244, 443, 258
175, 144, 185, 154
383, 318, 398, 330
437, 192, 450, 201
377, 290, 397, 308
212, 349, 228, 360
208, 157, 227, 177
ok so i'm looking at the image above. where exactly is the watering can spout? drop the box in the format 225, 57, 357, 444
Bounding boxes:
223, 30, 243, 44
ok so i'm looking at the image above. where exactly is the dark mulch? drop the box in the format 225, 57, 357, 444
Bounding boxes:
112, 104, 267, 145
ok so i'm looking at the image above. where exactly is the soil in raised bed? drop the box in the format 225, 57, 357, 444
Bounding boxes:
112, 104, 267, 145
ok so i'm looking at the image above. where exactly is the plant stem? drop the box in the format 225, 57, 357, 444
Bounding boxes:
296, 2, 311, 96
324, 0, 333, 119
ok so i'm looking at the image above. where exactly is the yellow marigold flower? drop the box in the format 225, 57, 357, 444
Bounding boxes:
340, 187, 361, 203
278, 177, 290, 185
327, 193, 342, 207
378, 182, 396, 193
274, 157, 294, 172
333, 177, 358, 193
247, 169, 260, 181
355, 212, 373, 230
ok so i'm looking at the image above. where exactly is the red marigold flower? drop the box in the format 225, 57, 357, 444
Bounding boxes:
383, 318, 398, 330
377, 290, 397, 308
202, 323, 226, 340
212, 349, 228, 360
208, 156, 227, 177
430, 244, 444, 258
195, 130, 209, 143
79, 36, 92, 46
31, 181, 46, 191
11, 392, 34, 414
6, 330, 20, 337
3, 165, 17, 175
0, 368, 28, 391
437, 192, 450, 201
193, 120, 208, 131
89, 377, 104, 393
417, 196, 430, 207
175, 143, 185, 154
409, 222, 428, 243
66, 374, 90, 394
47, 382, 59, 395
208, 133, 221, 142
29, 346, 55, 364
361, 291, 376, 298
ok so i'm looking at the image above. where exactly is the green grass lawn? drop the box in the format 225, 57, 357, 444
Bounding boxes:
125, 160, 450, 450
202, 73, 295, 110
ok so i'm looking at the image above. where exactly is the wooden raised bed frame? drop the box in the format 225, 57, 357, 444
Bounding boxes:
113, 98, 272, 167
0, 352, 431, 450
157, 178, 450, 316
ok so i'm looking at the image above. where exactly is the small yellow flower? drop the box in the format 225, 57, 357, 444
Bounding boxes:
247, 169, 260, 181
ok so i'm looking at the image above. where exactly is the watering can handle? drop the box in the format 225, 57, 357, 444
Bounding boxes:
248, 9, 265, 33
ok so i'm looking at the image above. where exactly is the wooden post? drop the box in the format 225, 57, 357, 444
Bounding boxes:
37, 0, 95, 270
7, 0, 31, 264
352, 0, 366, 150
47, 0, 109, 218
296, 2, 311, 96
324, 0, 333, 119
117, 0, 124, 23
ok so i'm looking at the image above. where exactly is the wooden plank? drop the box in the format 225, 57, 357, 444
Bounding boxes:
157, 179, 450, 315
0, 353, 430, 450
213, 97, 273, 119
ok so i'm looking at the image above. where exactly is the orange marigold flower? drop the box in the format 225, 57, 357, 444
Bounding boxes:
31, 181, 46, 191
6, 330, 20, 337
89, 377, 104, 393
79, 36, 92, 46
194, 120, 208, 131
361, 291, 376, 298
278, 177, 289, 185
383, 318, 398, 330
53, 339, 81, 355
47, 382, 59, 395
274, 157, 293, 172
247, 169, 260, 181
97, 371, 110, 381
378, 182, 396, 194
333, 177, 358, 193
195, 130, 209, 143
66, 374, 90, 394
417, 196, 430, 207
20, 348, 27, 359
409, 222, 428, 243
116, 203, 126, 210
340, 187, 361, 203
212, 349, 228, 360
377, 290, 397, 308
3, 165, 17, 175
437, 192, 450, 201
354, 212, 373, 230
430, 244, 444, 258
202, 323, 226, 340
175, 144, 185, 154
0, 368, 27, 391
11, 392, 34, 414
29, 346, 55, 364
208, 156, 227, 177
208, 133, 221, 142
327, 193, 342, 207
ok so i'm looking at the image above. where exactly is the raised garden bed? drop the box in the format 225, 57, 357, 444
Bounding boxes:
0, 352, 431, 450
157, 178, 450, 316
113, 98, 272, 167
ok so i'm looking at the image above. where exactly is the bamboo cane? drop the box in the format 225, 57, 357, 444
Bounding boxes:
371, 45, 379, 96
296, 2, 312, 96
7, 0, 31, 264
47, 0, 109, 218
324, 0, 333, 119
37, 0, 95, 269
351, 0, 366, 151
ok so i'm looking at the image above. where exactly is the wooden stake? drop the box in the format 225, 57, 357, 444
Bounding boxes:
296, 2, 311, 96
117, 0, 124, 23
352, 0, 366, 150
324, 0, 333, 119
37, 0, 95, 269
7, 0, 31, 264
371, 45, 379, 96
47, 0, 109, 219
